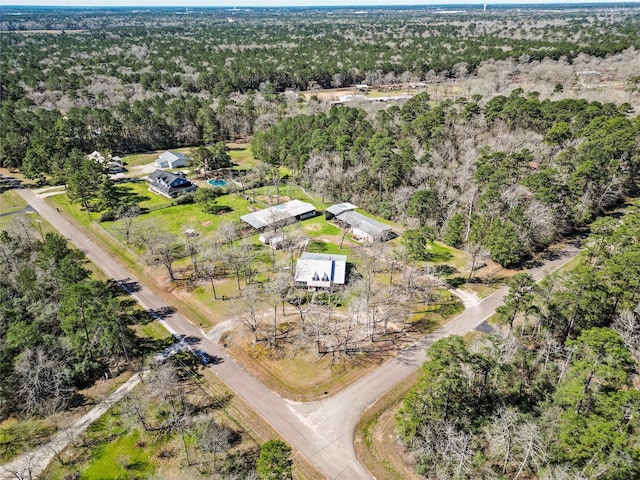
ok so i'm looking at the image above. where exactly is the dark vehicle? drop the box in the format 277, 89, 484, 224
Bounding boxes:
195, 349, 214, 365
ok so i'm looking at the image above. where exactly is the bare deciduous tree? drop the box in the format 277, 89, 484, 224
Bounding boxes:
15, 347, 75, 417
198, 420, 236, 470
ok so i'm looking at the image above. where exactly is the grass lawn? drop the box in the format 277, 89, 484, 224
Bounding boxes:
137, 320, 173, 345
114, 181, 172, 211
0, 189, 27, 213
0, 190, 59, 238
298, 215, 342, 237
120, 151, 160, 167
306, 239, 349, 256
0, 417, 58, 464
227, 285, 463, 401
228, 143, 259, 170
99, 184, 254, 242
82, 429, 156, 480
228, 339, 385, 402
43, 366, 324, 480
250, 184, 327, 211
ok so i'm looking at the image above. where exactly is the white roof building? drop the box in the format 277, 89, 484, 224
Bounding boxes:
295, 253, 347, 289
325, 202, 358, 219
335, 210, 393, 243
240, 199, 315, 230
156, 151, 190, 169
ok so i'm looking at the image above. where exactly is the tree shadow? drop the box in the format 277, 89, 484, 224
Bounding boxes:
147, 306, 176, 320
114, 183, 151, 205
107, 278, 142, 297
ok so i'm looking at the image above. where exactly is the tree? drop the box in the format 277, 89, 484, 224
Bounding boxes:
64, 150, 104, 219
265, 273, 291, 347
256, 439, 292, 480
407, 189, 437, 225
552, 328, 639, 474
116, 205, 140, 245
198, 420, 236, 470
236, 286, 264, 343
496, 273, 539, 336
145, 232, 185, 282
397, 336, 476, 440
59, 280, 134, 371
403, 227, 436, 262
200, 249, 224, 300
14, 347, 75, 416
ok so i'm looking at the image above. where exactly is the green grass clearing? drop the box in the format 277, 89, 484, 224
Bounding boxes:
120, 151, 161, 167
81, 429, 156, 480
0, 189, 27, 213
0, 417, 58, 463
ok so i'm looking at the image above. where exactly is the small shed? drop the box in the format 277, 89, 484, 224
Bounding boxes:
258, 231, 289, 250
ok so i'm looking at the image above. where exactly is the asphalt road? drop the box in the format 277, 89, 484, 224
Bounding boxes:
13, 188, 579, 479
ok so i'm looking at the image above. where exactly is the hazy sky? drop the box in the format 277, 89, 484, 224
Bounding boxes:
3, 0, 639, 6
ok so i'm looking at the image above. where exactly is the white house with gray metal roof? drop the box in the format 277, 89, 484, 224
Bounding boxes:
295, 252, 347, 290
335, 210, 393, 243
240, 199, 315, 231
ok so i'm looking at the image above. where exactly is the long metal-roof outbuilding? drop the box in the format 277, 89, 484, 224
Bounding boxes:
335, 210, 393, 242
240, 199, 316, 230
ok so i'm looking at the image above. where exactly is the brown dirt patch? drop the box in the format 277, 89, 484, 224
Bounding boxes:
225, 330, 383, 402
200, 220, 212, 226
256, 195, 290, 205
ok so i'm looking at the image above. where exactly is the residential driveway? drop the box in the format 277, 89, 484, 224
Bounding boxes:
7, 188, 579, 480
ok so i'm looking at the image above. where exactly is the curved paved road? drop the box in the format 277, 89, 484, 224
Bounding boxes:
11, 188, 579, 479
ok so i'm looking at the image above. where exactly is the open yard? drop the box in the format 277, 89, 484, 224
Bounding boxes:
228, 143, 259, 171
41, 162, 477, 403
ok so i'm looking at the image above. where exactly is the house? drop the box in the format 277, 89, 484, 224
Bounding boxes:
335, 210, 393, 243
240, 199, 315, 231
156, 151, 190, 169
295, 253, 347, 290
325, 202, 358, 220
87, 151, 124, 174
258, 230, 289, 250
148, 170, 197, 198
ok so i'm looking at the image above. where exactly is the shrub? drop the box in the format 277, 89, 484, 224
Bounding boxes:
172, 192, 195, 205
202, 204, 233, 215
98, 209, 116, 222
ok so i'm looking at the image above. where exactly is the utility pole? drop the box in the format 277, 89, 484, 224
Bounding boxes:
35, 218, 44, 241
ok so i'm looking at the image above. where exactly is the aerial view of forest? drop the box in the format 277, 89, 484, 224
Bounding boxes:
1, 3, 639, 480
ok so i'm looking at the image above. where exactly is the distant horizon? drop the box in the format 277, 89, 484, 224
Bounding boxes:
3, 1, 640, 8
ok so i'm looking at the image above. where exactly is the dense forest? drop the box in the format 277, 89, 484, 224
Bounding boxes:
253, 93, 640, 267
397, 209, 640, 479
0, 231, 137, 420
1, 6, 639, 165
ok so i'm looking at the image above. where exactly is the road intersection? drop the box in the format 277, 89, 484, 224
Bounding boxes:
7, 187, 579, 479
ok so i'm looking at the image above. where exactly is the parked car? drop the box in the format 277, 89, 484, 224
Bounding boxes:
195, 349, 214, 365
